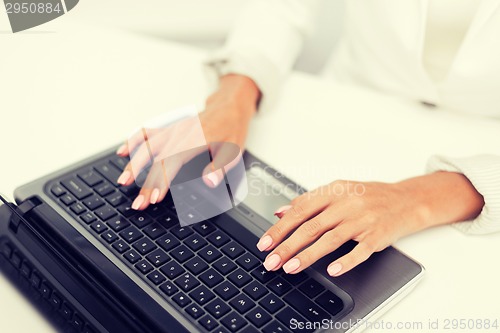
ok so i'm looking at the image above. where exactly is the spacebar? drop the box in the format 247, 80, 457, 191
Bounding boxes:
212, 215, 267, 261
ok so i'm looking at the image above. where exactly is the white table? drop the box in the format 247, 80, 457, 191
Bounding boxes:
1, 19, 499, 333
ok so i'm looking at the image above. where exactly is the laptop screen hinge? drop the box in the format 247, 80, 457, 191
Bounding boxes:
9, 197, 43, 233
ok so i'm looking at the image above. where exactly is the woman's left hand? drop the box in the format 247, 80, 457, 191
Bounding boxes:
256, 172, 484, 277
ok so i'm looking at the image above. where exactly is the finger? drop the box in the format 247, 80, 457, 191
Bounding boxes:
256, 193, 331, 253
202, 142, 243, 188
117, 141, 155, 186
263, 209, 344, 271
280, 225, 353, 274
117, 127, 156, 157
327, 241, 375, 277
131, 159, 182, 210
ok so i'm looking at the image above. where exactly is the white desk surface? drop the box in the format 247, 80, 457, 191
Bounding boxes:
1, 19, 500, 333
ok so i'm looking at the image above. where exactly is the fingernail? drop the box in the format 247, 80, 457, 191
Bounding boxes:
117, 171, 131, 185
132, 195, 144, 210
205, 172, 220, 187
283, 258, 301, 274
263, 254, 281, 271
327, 263, 342, 276
274, 205, 292, 218
116, 145, 126, 155
256, 235, 273, 252
150, 189, 160, 204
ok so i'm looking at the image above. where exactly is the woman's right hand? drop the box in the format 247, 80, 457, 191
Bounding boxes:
116, 74, 261, 211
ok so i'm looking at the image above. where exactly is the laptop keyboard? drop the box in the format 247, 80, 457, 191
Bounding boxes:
48, 155, 345, 333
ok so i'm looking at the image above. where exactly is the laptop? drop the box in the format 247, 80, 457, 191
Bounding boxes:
0, 147, 424, 333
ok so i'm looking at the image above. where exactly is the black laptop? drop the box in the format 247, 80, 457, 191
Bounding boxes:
0, 147, 424, 333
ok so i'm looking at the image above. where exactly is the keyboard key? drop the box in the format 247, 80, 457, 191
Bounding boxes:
90, 221, 107, 234
184, 234, 208, 252
95, 204, 117, 221
107, 217, 130, 232
80, 212, 97, 224
160, 261, 185, 279
213, 257, 237, 275
130, 213, 153, 228
146, 249, 170, 267
298, 279, 323, 298
263, 320, 292, 333
156, 233, 180, 251
61, 194, 76, 206
189, 285, 215, 305
236, 253, 260, 271
95, 163, 122, 185
199, 314, 218, 331
79, 170, 103, 187
135, 260, 154, 274
251, 266, 278, 284
62, 178, 93, 200
193, 222, 216, 236
133, 238, 157, 255
229, 294, 255, 314
117, 203, 135, 217
143, 223, 167, 239
282, 272, 308, 286
221, 242, 245, 259
221, 312, 248, 332
205, 298, 231, 319
172, 292, 191, 307
246, 307, 272, 328
185, 256, 209, 275
51, 184, 66, 197
160, 281, 178, 296
83, 194, 104, 210
20, 262, 32, 278
315, 290, 344, 316
157, 213, 178, 228
112, 240, 130, 254
171, 245, 194, 263
243, 281, 269, 301
123, 250, 141, 264
283, 290, 329, 322
101, 230, 118, 243
276, 308, 312, 333
110, 156, 128, 171
241, 327, 260, 333
259, 294, 285, 314
40, 282, 52, 299
175, 273, 200, 292
105, 192, 127, 207
267, 278, 292, 296
228, 269, 252, 288
119, 184, 140, 197
70, 203, 86, 215
30, 272, 41, 289
95, 182, 115, 197
214, 281, 239, 301
145, 204, 166, 218
119, 226, 143, 243
60, 303, 73, 320
186, 303, 205, 319
199, 268, 224, 288
199, 245, 222, 263
207, 231, 230, 247
147, 271, 167, 285
170, 226, 194, 240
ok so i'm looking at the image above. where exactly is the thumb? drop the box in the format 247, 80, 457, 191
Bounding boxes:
202, 142, 243, 188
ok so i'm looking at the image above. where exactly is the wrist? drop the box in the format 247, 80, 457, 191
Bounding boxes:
397, 172, 484, 230
218, 74, 261, 114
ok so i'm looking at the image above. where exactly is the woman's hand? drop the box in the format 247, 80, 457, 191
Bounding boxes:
257, 172, 484, 277
116, 74, 261, 210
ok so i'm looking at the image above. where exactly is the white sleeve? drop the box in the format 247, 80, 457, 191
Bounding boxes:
204, 0, 320, 112
427, 155, 500, 234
